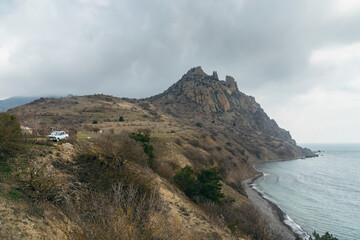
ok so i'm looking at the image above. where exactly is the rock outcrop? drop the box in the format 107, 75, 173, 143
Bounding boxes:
150, 66, 313, 163
151, 67, 294, 143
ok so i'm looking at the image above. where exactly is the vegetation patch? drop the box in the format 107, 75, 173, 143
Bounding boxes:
8, 188, 23, 200
130, 129, 155, 167
173, 165, 225, 204
0, 113, 22, 159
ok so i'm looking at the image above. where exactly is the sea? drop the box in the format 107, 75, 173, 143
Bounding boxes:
252, 144, 360, 240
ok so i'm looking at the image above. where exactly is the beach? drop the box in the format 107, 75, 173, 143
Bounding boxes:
242, 175, 296, 240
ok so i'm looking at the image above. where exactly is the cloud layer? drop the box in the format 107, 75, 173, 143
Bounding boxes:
1, 0, 360, 142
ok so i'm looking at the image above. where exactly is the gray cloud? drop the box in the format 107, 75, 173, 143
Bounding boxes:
1, 0, 360, 142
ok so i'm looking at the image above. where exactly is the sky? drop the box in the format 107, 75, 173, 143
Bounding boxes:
1, 0, 360, 143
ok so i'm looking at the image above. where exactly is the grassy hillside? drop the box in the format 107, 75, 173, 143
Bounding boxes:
2, 88, 310, 239
8, 94, 260, 182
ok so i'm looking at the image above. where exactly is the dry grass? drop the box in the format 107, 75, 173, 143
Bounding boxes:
4, 93, 294, 240
59, 181, 182, 240
183, 145, 211, 170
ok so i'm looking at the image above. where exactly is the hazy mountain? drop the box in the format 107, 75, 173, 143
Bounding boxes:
0, 95, 75, 112
0, 97, 40, 112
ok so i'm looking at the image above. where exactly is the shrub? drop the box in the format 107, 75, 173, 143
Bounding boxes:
201, 200, 283, 239
188, 138, 200, 148
308, 231, 338, 240
183, 145, 210, 169
173, 165, 199, 199
8, 188, 23, 200
75, 133, 147, 187
92, 127, 100, 133
173, 166, 224, 204
119, 116, 124, 122
152, 159, 180, 181
20, 159, 62, 204
174, 137, 182, 146
61, 182, 180, 240
130, 130, 154, 166
92, 120, 98, 124
0, 113, 22, 159
197, 168, 224, 204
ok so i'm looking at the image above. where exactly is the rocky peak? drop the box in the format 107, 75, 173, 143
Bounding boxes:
225, 76, 238, 93
152, 67, 235, 113
212, 71, 219, 80
183, 66, 207, 80
150, 67, 297, 143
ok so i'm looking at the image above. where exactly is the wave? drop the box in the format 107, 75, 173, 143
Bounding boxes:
283, 212, 310, 239
252, 177, 310, 239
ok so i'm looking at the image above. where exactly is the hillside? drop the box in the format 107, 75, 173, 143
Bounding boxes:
2, 67, 314, 239
150, 67, 313, 178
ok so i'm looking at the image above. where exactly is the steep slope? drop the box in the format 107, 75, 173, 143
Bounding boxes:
150, 66, 313, 164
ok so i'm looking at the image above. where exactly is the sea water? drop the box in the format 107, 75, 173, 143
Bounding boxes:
253, 144, 360, 240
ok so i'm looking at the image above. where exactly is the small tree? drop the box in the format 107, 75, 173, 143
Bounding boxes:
173, 166, 224, 204
173, 165, 199, 199
130, 130, 154, 165
119, 116, 124, 122
197, 168, 224, 203
0, 113, 22, 159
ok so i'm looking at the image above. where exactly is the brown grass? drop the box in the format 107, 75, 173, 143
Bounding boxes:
60, 181, 181, 240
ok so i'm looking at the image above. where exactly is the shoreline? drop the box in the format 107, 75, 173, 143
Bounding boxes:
243, 156, 317, 239
243, 171, 300, 239
255, 154, 317, 164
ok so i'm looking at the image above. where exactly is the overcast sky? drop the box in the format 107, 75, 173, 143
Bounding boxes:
1, 0, 360, 143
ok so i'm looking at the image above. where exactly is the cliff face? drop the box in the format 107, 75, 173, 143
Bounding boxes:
150, 66, 313, 164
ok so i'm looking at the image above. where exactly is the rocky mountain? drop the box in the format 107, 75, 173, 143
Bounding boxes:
150, 66, 312, 163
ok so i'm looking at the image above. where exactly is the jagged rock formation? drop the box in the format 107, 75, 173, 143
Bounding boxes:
150, 66, 313, 163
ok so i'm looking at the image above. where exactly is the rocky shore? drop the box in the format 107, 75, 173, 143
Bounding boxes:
243, 175, 296, 240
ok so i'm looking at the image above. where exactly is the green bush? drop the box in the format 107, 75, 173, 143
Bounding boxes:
309, 231, 338, 240
0, 113, 22, 159
130, 130, 154, 166
173, 165, 199, 198
119, 116, 124, 122
92, 120, 98, 124
197, 168, 224, 204
173, 166, 224, 204
296, 231, 339, 240
8, 188, 23, 200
